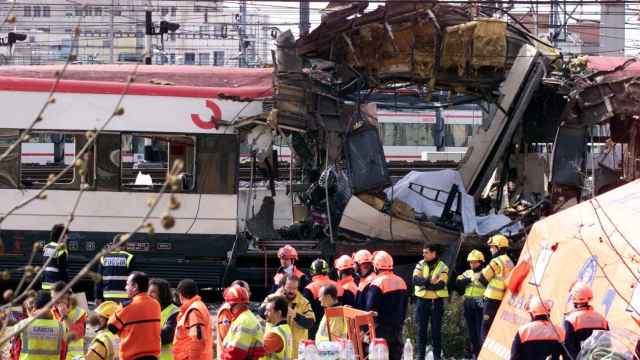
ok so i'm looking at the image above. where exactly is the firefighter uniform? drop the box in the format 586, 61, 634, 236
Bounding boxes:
221, 308, 266, 359
216, 304, 233, 360
107, 292, 161, 360
97, 251, 134, 302
160, 304, 179, 360
262, 322, 293, 360
455, 250, 486, 358
511, 317, 565, 360
355, 272, 377, 310
337, 277, 357, 308
173, 295, 212, 360
42, 242, 69, 290
315, 308, 348, 342
480, 236, 513, 341
87, 330, 120, 360
272, 267, 309, 294
563, 307, 609, 358
302, 260, 343, 338
413, 259, 448, 360
52, 305, 87, 360
16, 317, 67, 360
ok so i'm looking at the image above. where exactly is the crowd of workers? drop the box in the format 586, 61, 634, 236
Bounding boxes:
2, 224, 611, 360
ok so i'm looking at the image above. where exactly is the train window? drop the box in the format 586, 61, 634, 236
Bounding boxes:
20, 133, 76, 187
379, 123, 436, 146
444, 124, 474, 147
120, 134, 196, 192
0, 130, 19, 189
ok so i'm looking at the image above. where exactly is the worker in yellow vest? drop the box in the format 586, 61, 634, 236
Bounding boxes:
315, 284, 348, 343
262, 295, 293, 359
149, 278, 179, 360
50, 281, 87, 360
15, 290, 68, 360
479, 234, 514, 341
455, 250, 486, 359
86, 301, 120, 360
413, 244, 449, 360
221, 285, 266, 359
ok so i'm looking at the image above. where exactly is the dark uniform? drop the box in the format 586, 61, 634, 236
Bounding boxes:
455, 268, 485, 357
511, 315, 566, 360
365, 271, 408, 360
355, 272, 376, 310
337, 276, 357, 308
563, 306, 609, 358
42, 242, 69, 290
96, 250, 134, 302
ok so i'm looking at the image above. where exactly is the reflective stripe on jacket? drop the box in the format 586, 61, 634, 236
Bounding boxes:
482, 254, 514, 301
64, 306, 86, 360
19, 318, 66, 360
107, 292, 161, 360
518, 320, 565, 343
173, 296, 212, 360
89, 330, 120, 360
414, 260, 449, 299
42, 242, 68, 290
222, 309, 265, 359
99, 251, 134, 299
261, 323, 293, 360
457, 269, 485, 298
565, 308, 608, 332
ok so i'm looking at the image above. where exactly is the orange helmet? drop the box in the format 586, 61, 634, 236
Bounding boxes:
354, 249, 373, 264
223, 284, 250, 305
571, 282, 593, 304
277, 245, 298, 260
335, 255, 354, 271
528, 297, 552, 317
373, 251, 394, 271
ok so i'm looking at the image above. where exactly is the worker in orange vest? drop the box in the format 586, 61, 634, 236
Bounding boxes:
334, 255, 357, 307
510, 297, 565, 360
50, 281, 87, 360
365, 251, 408, 360
303, 258, 343, 338
173, 279, 212, 360
107, 271, 161, 360
563, 282, 609, 358
354, 249, 376, 310
216, 281, 251, 360
272, 245, 309, 294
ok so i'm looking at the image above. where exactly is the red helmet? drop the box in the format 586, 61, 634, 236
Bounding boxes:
353, 249, 373, 264
373, 251, 394, 271
571, 282, 593, 304
334, 255, 354, 271
528, 297, 552, 317
277, 245, 298, 260
223, 284, 250, 305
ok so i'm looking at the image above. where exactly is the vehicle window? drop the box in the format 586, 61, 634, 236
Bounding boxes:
378, 123, 436, 146
20, 132, 76, 187
0, 130, 19, 189
120, 134, 195, 192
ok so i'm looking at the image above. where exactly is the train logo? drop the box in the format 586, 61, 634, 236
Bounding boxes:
191, 100, 221, 130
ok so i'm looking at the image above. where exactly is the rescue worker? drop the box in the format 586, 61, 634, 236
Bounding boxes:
86, 301, 120, 360
511, 297, 565, 360
354, 249, 376, 310
563, 282, 609, 358
107, 271, 161, 360
50, 281, 87, 360
315, 284, 347, 342
302, 258, 342, 338
334, 255, 357, 307
173, 279, 212, 360
14, 290, 68, 360
271, 275, 315, 357
9, 292, 37, 360
96, 244, 135, 304
262, 295, 293, 359
42, 224, 69, 290
365, 251, 408, 360
216, 281, 251, 360
148, 278, 179, 360
455, 250, 486, 359
272, 245, 309, 293
479, 234, 514, 341
413, 245, 449, 360
221, 284, 266, 359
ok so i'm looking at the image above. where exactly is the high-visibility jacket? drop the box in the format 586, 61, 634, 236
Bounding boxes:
315, 309, 348, 343
107, 292, 161, 360
456, 269, 485, 298
216, 304, 233, 360
481, 254, 514, 301
173, 296, 212, 360
365, 271, 408, 330
337, 277, 357, 307
52, 305, 86, 360
222, 308, 266, 360
86, 329, 120, 360
262, 323, 293, 360
355, 272, 377, 310
414, 260, 449, 299
511, 318, 565, 360
160, 304, 179, 360
97, 251, 134, 301
18, 317, 66, 360
41, 242, 68, 290
563, 307, 609, 358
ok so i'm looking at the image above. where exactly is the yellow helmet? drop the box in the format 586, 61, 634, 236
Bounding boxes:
487, 234, 509, 248
94, 301, 119, 318
467, 250, 485, 262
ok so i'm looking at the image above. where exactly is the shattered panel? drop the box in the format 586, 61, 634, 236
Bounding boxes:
442, 22, 475, 77
413, 19, 438, 78
471, 20, 507, 71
